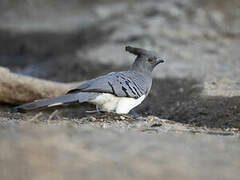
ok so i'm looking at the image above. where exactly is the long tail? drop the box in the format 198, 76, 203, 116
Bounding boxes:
15, 92, 98, 112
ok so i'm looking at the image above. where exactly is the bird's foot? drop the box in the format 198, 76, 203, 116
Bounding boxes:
129, 110, 142, 117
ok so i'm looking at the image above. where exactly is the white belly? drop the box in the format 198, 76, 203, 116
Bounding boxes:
88, 93, 146, 114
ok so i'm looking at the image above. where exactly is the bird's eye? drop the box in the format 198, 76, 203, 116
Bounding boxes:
148, 58, 154, 63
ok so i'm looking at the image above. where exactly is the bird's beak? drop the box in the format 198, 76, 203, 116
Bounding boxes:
156, 57, 165, 64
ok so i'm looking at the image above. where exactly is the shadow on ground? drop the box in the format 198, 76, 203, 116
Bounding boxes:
138, 78, 240, 129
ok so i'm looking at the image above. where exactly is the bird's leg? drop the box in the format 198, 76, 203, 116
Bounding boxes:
96, 104, 101, 112
96, 105, 107, 113
129, 109, 142, 117
86, 105, 103, 114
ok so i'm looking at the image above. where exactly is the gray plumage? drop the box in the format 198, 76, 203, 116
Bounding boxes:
67, 71, 151, 99
16, 93, 99, 111
15, 46, 165, 114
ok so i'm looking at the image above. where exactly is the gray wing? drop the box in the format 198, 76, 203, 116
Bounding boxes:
67, 71, 152, 98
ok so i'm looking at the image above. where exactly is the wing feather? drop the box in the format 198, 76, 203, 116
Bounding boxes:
67, 71, 152, 98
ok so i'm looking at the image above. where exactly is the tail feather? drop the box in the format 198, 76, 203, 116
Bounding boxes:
15, 92, 98, 112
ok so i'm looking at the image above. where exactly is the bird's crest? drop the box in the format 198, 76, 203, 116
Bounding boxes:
125, 46, 157, 57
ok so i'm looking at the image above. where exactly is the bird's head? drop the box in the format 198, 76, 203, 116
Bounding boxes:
126, 46, 165, 73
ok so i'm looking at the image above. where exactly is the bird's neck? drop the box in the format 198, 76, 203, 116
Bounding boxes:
130, 63, 152, 76
129, 68, 152, 80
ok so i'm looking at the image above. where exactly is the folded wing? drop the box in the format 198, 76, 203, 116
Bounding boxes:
67, 71, 152, 99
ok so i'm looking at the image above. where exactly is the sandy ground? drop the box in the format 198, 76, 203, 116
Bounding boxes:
0, 0, 240, 179
0, 126, 240, 180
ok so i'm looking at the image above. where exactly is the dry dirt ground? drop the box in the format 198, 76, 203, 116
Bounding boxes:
0, 0, 240, 179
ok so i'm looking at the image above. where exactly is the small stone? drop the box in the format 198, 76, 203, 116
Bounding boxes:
89, 116, 97, 122
120, 116, 125, 120
150, 123, 162, 128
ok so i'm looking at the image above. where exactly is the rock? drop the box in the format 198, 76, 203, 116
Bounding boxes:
0, 66, 79, 104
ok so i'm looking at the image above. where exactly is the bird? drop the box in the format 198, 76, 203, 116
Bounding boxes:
15, 46, 165, 114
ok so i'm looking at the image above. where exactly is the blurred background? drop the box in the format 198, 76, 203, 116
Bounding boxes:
0, 0, 240, 81
0, 0, 240, 180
